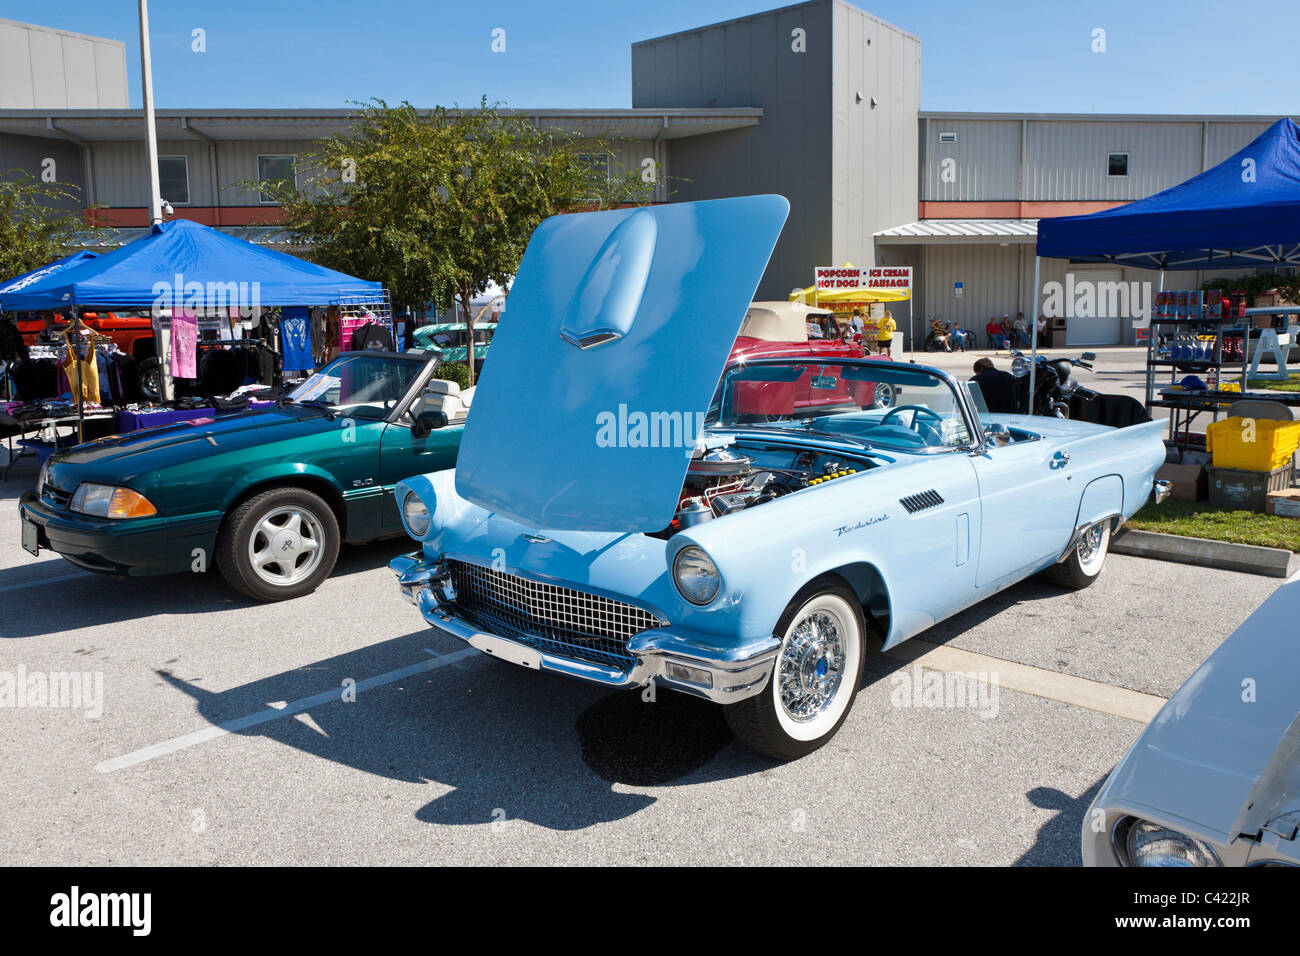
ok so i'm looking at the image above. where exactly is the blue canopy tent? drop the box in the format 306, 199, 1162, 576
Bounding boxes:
1026, 117, 1300, 408
0, 249, 99, 304
1037, 118, 1300, 271
0, 219, 381, 310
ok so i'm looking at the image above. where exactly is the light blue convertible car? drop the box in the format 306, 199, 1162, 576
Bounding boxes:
389, 195, 1169, 759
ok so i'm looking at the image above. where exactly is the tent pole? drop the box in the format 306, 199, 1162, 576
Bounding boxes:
1028, 255, 1040, 414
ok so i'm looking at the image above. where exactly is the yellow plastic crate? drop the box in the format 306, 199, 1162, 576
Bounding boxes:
1206, 416, 1300, 471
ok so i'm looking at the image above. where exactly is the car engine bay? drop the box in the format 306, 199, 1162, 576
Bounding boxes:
654, 440, 878, 536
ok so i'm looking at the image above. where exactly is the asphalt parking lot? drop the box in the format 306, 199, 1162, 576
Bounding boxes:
0, 448, 1285, 866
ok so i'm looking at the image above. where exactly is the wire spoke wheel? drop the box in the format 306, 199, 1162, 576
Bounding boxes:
777, 609, 848, 722
724, 584, 866, 760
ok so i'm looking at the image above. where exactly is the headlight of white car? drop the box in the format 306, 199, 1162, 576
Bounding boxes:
673, 545, 721, 605
402, 490, 432, 538
1113, 817, 1222, 867
69, 482, 157, 519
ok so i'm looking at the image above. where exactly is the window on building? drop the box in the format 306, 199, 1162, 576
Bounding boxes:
257, 154, 296, 203
158, 155, 189, 205
577, 152, 611, 183
1107, 152, 1129, 177
938, 131, 957, 143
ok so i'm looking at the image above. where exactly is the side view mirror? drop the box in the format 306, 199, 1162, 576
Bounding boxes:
1081, 351, 1097, 361
411, 409, 448, 438
988, 423, 1013, 446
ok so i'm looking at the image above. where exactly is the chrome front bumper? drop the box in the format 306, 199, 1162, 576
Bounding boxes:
390, 552, 779, 704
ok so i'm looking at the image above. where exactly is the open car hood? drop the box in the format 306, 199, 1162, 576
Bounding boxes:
454, 196, 789, 531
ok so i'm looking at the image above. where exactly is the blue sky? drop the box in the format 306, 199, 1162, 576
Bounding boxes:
6, 0, 1297, 115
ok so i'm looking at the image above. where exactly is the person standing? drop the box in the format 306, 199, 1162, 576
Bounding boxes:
876, 310, 896, 355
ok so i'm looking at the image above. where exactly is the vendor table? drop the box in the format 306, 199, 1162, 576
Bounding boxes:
1, 408, 119, 480
117, 401, 275, 433
1152, 388, 1300, 451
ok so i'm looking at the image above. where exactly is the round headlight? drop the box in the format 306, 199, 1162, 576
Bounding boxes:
1011, 355, 1030, 377
1116, 818, 1221, 867
673, 546, 720, 605
402, 491, 431, 537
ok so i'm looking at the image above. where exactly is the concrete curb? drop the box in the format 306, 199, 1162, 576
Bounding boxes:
1112, 528, 1298, 578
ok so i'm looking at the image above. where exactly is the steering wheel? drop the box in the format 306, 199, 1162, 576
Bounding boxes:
879, 404, 942, 430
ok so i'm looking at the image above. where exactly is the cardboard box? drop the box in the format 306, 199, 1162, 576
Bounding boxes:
1208, 463, 1295, 512
1266, 488, 1300, 518
1156, 462, 1208, 502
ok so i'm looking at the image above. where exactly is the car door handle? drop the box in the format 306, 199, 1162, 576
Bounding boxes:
1050, 451, 1071, 469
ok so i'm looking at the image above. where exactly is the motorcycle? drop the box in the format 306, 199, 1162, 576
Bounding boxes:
1009, 349, 1097, 418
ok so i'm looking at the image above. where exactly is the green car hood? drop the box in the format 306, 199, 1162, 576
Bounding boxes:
42, 405, 342, 503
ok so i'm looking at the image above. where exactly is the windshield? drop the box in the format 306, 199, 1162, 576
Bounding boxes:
416, 325, 494, 348
287, 354, 424, 420
712, 360, 975, 451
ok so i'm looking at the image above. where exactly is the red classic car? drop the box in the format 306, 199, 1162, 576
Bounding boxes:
726, 301, 893, 419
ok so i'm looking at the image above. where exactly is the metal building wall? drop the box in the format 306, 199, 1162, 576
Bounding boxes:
633, 0, 836, 298
831, 1, 920, 291
921, 118, 1020, 201
1023, 120, 1203, 200
0, 19, 128, 109
919, 114, 1300, 203
0, 132, 84, 209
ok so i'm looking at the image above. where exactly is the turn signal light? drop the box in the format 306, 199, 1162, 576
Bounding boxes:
108, 488, 157, 518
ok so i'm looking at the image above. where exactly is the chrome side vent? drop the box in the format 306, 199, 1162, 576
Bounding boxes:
899, 490, 944, 514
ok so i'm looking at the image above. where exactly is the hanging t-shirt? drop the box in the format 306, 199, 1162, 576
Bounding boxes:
280, 307, 313, 372
170, 310, 199, 379
60, 334, 100, 405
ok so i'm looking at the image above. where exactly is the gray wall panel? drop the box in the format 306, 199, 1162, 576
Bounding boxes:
0, 133, 84, 209
0, 20, 128, 109
635, 1, 835, 298
921, 118, 1020, 201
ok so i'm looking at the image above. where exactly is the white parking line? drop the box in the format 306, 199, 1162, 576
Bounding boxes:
95, 647, 481, 773
885, 639, 1167, 723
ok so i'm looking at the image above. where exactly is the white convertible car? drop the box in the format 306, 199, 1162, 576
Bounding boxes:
1083, 575, 1299, 867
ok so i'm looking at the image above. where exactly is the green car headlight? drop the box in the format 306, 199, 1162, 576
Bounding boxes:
673, 545, 721, 605
69, 482, 157, 519
402, 491, 431, 538
1113, 817, 1222, 867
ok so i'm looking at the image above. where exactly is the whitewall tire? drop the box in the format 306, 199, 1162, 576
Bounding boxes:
724, 583, 866, 760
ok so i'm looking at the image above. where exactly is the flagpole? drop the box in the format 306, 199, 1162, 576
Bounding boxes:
1028, 255, 1041, 414
138, 0, 172, 401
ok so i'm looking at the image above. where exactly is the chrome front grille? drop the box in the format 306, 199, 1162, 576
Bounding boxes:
446, 559, 664, 671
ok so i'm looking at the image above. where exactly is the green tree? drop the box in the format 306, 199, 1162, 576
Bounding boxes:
268, 99, 658, 382
0, 171, 94, 282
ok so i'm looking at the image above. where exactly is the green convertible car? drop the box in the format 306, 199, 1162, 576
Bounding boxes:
19, 351, 469, 601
